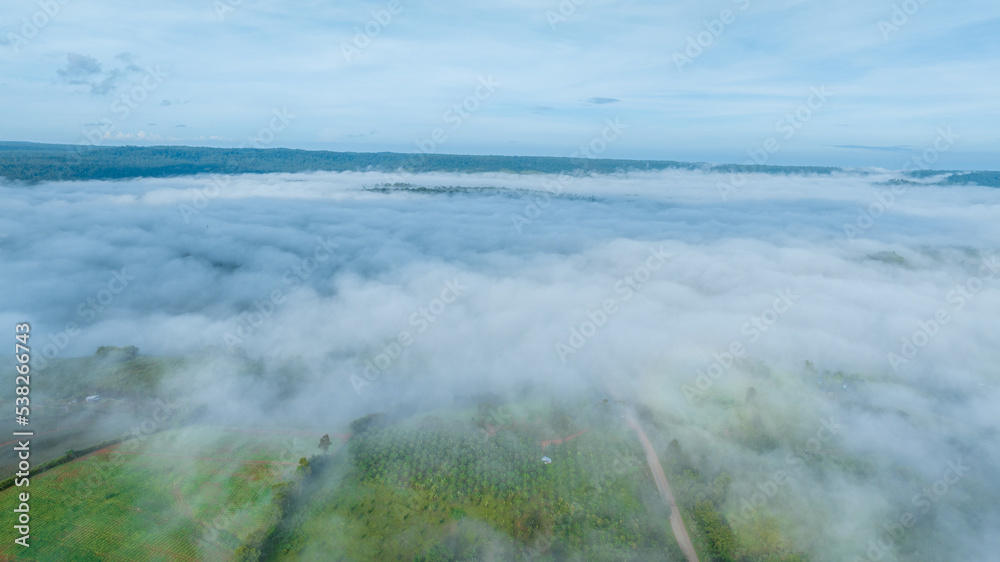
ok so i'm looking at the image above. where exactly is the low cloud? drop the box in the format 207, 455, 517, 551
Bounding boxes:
2, 168, 998, 559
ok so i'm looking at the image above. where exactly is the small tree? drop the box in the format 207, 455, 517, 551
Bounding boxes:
349, 412, 387, 435
319, 434, 331, 453
233, 545, 261, 562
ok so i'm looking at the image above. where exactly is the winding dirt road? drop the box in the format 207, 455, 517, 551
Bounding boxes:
623, 410, 700, 562
602, 376, 699, 561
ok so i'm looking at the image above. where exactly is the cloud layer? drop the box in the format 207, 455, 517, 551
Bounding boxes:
2, 168, 999, 560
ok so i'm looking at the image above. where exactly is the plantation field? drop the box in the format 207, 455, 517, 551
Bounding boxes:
0, 426, 339, 561
271, 401, 688, 561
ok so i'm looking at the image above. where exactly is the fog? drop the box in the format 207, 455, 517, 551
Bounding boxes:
2, 167, 998, 560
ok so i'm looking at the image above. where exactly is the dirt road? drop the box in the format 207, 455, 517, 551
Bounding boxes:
624, 410, 700, 562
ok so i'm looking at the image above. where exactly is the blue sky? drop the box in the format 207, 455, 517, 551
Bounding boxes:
1, 0, 998, 169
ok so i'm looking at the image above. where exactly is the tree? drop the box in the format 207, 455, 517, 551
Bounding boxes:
349, 412, 387, 435
95, 345, 138, 361
693, 499, 737, 562
319, 434, 331, 453
233, 546, 261, 562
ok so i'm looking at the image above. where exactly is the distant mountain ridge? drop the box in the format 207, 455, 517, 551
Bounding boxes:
0, 141, 996, 187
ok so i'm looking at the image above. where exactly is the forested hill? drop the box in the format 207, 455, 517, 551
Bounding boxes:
0, 141, 836, 182
0, 141, 996, 186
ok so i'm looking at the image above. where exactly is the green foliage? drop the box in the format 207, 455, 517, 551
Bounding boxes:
330, 418, 669, 559
709, 473, 732, 504
0, 141, 854, 184
39, 353, 185, 400
349, 424, 544, 501
693, 499, 738, 562
901, 169, 1000, 187
0, 438, 124, 492
95, 345, 139, 360
667, 438, 682, 457
233, 545, 261, 562
0, 428, 291, 560
868, 251, 906, 266
349, 412, 388, 435
943, 171, 1000, 187
667, 445, 811, 562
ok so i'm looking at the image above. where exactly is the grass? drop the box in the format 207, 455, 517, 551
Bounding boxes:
0, 390, 824, 560
0, 426, 323, 561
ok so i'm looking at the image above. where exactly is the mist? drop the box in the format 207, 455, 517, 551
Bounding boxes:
2, 167, 998, 560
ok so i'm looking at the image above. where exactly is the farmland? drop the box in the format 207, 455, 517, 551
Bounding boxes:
0, 349, 188, 476
257, 393, 823, 561
0, 364, 826, 562
0, 426, 330, 561
266, 400, 689, 561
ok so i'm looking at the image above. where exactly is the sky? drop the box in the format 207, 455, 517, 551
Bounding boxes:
1, 0, 998, 169
2, 5, 998, 556
3, 168, 999, 560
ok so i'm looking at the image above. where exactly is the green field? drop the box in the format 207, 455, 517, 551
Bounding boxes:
263, 401, 688, 561
0, 378, 826, 561
0, 426, 331, 561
